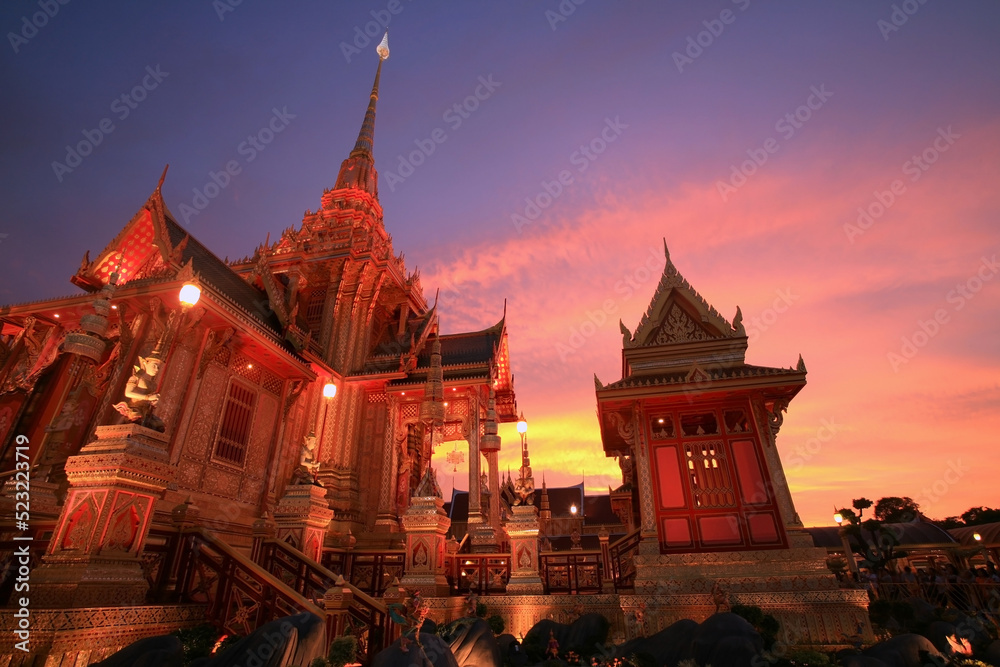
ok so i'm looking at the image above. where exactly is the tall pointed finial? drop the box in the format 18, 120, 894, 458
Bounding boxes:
377, 31, 390, 61
156, 164, 169, 192
333, 32, 389, 195
663, 237, 670, 261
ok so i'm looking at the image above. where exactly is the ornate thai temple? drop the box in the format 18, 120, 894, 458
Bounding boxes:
0, 35, 869, 663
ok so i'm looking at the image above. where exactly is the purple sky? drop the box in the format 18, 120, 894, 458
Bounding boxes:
2, 1, 999, 525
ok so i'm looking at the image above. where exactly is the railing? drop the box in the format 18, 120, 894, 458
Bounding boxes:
609, 528, 640, 592
173, 529, 332, 644
258, 539, 394, 662
541, 552, 602, 594
453, 554, 511, 595
349, 552, 406, 597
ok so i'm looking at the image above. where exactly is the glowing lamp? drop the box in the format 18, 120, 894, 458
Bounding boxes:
973, 532, 982, 542
517, 419, 528, 435
322, 383, 337, 399
834, 513, 843, 525
570, 504, 578, 515
179, 283, 202, 307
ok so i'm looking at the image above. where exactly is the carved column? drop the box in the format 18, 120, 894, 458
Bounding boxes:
628, 405, 657, 541
375, 395, 400, 531
486, 451, 501, 533
274, 483, 335, 562
399, 479, 451, 597
472, 388, 500, 552
31, 424, 175, 607
506, 504, 544, 594
467, 404, 482, 524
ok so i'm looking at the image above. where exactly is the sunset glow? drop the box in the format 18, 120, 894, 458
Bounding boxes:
2, 2, 997, 527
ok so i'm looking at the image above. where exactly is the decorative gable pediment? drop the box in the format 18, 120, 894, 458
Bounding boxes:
71, 167, 181, 291
624, 240, 745, 349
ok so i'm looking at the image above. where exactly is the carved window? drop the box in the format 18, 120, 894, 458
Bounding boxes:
305, 287, 327, 332
680, 412, 719, 436
213, 379, 257, 466
724, 409, 750, 434
649, 415, 675, 440
684, 441, 735, 508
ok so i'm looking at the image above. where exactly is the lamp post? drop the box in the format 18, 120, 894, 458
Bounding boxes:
320, 381, 337, 440
973, 532, 990, 568
835, 513, 861, 579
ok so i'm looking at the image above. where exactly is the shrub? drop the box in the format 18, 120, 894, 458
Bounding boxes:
328, 635, 358, 667
487, 614, 505, 635
731, 604, 780, 648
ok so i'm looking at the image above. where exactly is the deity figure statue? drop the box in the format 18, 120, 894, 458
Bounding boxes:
290, 433, 322, 485
112, 353, 165, 432
545, 630, 560, 660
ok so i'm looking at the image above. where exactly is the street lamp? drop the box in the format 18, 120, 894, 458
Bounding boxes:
835, 512, 860, 579
973, 532, 990, 568
179, 283, 202, 308
570, 504, 577, 516
319, 380, 337, 452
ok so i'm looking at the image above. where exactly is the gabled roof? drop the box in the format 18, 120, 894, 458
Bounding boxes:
624, 240, 744, 349
71, 172, 283, 338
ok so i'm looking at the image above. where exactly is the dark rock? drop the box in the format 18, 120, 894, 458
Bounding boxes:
523, 613, 611, 662
707, 635, 761, 667
903, 597, 937, 624
440, 617, 502, 667
373, 633, 460, 667
205, 612, 326, 667
984, 639, 1000, 666
497, 633, 529, 667
615, 618, 698, 666
691, 613, 763, 667
566, 613, 611, 655
840, 655, 889, 667
93, 635, 183, 667
926, 621, 959, 654
863, 633, 943, 667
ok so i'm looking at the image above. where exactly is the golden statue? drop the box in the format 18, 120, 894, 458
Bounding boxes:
113, 352, 165, 432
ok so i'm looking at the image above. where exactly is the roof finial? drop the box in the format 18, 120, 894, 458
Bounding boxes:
663, 237, 670, 261
333, 32, 389, 195
156, 164, 169, 191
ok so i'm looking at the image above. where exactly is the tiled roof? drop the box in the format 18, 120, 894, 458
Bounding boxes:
601, 364, 803, 391
162, 215, 285, 338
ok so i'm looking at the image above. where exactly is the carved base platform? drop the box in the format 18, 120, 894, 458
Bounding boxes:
0, 603, 205, 665
30, 555, 149, 608
628, 537, 874, 646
